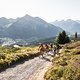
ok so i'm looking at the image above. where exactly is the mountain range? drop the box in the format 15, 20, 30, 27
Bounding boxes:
51, 19, 80, 34
0, 15, 62, 44
1, 15, 80, 45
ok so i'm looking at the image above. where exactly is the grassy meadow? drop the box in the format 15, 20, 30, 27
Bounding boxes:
0, 45, 39, 71
44, 41, 80, 80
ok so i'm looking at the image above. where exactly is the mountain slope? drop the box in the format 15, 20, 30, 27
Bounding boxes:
51, 19, 80, 34
0, 17, 16, 27
6, 15, 62, 39
44, 41, 80, 80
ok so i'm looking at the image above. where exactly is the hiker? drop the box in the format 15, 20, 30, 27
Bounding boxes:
47, 43, 54, 56
50, 43, 53, 51
53, 45, 57, 55
56, 44, 60, 54
38, 43, 45, 57
44, 44, 50, 54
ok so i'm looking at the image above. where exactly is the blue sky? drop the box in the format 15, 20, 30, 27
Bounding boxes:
0, 0, 80, 22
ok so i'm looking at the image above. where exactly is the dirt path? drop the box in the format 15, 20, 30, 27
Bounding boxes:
0, 55, 52, 80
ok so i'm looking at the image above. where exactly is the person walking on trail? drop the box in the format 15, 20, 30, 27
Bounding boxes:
38, 43, 45, 57
47, 44, 54, 56
56, 44, 60, 54
53, 45, 57, 55
44, 44, 50, 53
50, 43, 53, 51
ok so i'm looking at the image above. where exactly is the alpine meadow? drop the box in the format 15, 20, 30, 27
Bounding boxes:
0, 0, 80, 80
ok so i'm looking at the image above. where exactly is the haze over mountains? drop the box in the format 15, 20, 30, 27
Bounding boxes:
1, 14, 80, 45
0, 15, 62, 45
51, 19, 80, 34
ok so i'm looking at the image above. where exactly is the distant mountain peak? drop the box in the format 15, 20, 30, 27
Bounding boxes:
23, 14, 33, 18
51, 19, 80, 34
16, 14, 34, 23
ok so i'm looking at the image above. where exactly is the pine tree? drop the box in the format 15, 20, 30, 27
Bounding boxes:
56, 30, 70, 44
56, 32, 63, 44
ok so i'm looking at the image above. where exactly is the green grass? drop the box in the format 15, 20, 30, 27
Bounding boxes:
0, 46, 40, 70
44, 41, 80, 80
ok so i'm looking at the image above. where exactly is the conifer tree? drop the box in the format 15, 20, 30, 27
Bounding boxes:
56, 30, 70, 44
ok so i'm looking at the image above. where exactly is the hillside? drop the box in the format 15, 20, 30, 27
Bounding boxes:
0, 45, 52, 80
51, 19, 80, 34
0, 17, 16, 27
30, 37, 55, 45
44, 41, 80, 80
